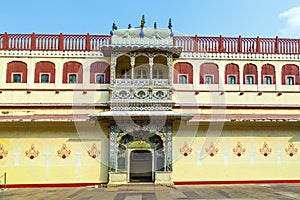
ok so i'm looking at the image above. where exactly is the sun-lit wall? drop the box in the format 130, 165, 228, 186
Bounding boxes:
172, 121, 300, 182
1, 48, 300, 186
0, 122, 109, 185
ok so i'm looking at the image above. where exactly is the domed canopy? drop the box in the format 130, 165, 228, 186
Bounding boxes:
102, 17, 181, 57
113, 27, 172, 40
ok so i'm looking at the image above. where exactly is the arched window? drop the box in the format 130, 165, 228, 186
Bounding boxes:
90, 61, 110, 84
6, 61, 27, 83
261, 64, 275, 85
173, 62, 193, 84
153, 55, 168, 79
41, 74, 50, 83
200, 63, 219, 84
225, 63, 239, 84
136, 68, 147, 79
243, 64, 258, 84
35, 61, 55, 83
153, 69, 163, 79
179, 74, 188, 84
282, 64, 299, 85
63, 61, 83, 83
116, 55, 131, 79
134, 55, 149, 79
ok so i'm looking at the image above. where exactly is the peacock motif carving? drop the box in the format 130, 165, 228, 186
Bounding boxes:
285, 142, 298, 157
232, 142, 246, 157
206, 142, 219, 157
259, 142, 272, 157
88, 144, 101, 159
180, 142, 192, 157
57, 144, 71, 159
0, 144, 8, 159
25, 145, 39, 160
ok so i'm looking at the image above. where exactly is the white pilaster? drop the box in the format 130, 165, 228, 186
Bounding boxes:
218, 62, 225, 91
27, 59, 34, 88
82, 61, 90, 87
239, 62, 244, 91
275, 64, 281, 91
257, 64, 262, 91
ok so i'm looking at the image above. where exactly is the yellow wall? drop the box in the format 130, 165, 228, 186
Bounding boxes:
0, 122, 109, 185
1, 121, 300, 184
173, 121, 300, 181
1, 50, 300, 185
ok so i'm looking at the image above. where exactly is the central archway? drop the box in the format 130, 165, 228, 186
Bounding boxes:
130, 150, 153, 182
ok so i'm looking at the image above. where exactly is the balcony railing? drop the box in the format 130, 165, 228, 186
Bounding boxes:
0, 32, 300, 54
115, 79, 169, 87
0, 32, 111, 51
173, 35, 300, 54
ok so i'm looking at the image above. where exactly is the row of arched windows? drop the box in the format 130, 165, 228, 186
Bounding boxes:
174, 62, 300, 85
4, 61, 300, 86
6, 61, 110, 84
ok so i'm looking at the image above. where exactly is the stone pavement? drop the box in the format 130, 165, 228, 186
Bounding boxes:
1, 183, 300, 200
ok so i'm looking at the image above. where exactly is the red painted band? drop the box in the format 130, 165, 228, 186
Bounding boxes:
174, 180, 300, 185
0, 182, 107, 188
2, 180, 300, 188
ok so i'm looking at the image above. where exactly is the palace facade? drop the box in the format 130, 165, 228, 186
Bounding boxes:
1, 19, 300, 187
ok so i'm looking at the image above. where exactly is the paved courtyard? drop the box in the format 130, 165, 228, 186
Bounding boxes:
1, 183, 300, 200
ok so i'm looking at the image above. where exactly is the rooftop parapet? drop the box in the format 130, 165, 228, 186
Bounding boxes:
0, 32, 299, 55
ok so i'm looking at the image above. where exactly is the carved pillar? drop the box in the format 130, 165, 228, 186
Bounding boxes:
130, 53, 136, 81
167, 53, 173, 85
109, 122, 119, 172
110, 56, 116, 85
149, 54, 154, 82
165, 120, 173, 172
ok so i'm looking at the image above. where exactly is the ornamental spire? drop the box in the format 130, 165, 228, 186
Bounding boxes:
112, 22, 117, 30
168, 18, 172, 30
140, 15, 145, 28
110, 22, 118, 36
168, 18, 174, 37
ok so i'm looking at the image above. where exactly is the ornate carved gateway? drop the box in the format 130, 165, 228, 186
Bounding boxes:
92, 18, 184, 185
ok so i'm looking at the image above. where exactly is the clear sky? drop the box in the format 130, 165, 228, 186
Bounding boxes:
1, 0, 300, 38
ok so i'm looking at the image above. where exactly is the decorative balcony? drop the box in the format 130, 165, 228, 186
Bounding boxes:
115, 79, 169, 87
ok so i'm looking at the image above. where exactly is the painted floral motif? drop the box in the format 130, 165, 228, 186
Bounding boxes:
88, 144, 101, 159
180, 142, 192, 157
285, 142, 298, 157
259, 142, 272, 157
0, 144, 8, 159
232, 142, 246, 157
25, 145, 39, 160
57, 144, 71, 159
205, 142, 218, 157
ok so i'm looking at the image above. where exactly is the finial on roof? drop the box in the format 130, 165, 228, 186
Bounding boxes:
112, 22, 117, 30
128, 24, 131, 29
139, 29, 145, 38
110, 22, 117, 36
168, 18, 174, 37
154, 22, 157, 29
140, 15, 145, 29
168, 18, 172, 30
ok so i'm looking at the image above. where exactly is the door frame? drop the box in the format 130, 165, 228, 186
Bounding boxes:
127, 148, 154, 183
